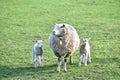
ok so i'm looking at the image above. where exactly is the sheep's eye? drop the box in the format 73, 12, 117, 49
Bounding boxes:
60, 24, 65, 28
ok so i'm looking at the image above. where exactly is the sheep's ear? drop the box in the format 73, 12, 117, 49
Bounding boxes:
62, 24, 65, 27
61, 24, 65, 28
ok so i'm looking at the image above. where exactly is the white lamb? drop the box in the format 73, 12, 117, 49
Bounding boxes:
78, 38, 91, 66
32, 40, 43, 67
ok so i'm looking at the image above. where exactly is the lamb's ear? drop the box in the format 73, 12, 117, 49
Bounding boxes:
34, 40, 38, 42
80, 37, 83, 40
53, 23, 57, 26
32, 40, 37, 42
41, 40, 44, 42
88, 38, 91, 40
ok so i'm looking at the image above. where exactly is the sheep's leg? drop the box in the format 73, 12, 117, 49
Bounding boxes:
64, 53, 70, 72
64, 58, 67, 72
57, 57, 62, 72
70, 56, 73, 64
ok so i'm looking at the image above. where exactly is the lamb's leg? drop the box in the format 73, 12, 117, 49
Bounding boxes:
84, 55, 87, 66
34, 55, 37, 68
78, 54, 83, 66
64, 58, 67, 72
57, 57, 62, 72
38, 56, 42, 66
70, 56, 73, 64
41, 55, 43, 66
32, 52, 34, 64
82, 54, 85, 63
88, 52, 91, 63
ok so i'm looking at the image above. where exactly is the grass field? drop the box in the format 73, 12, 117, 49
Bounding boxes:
0, 0, 120, 80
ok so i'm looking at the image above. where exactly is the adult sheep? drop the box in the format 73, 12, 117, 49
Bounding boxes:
49, 23, 80, 72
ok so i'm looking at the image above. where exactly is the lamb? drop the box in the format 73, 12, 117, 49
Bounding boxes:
49, 23, 80, 72
32, 40, 43, 67
78, 38, 91, 66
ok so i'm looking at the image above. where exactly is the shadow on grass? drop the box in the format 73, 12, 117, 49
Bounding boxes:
0, 63, 57, 79
1, 57, 120, 79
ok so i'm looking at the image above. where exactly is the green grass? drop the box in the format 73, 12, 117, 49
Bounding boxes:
0, 0, 120, 80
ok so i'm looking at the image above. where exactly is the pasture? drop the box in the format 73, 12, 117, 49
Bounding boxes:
0, 0, 120, 80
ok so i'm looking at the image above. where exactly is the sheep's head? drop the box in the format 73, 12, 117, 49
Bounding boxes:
36, 40, 43, 48
53, 24, 67, 38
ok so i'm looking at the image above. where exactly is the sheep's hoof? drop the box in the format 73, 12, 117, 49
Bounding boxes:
64, 68, 67, 72
57, 68, 60, 72
70, 62, 73, 65
57, 70, 60, 72
85, 64, 87, 66
40, 65, 43, 67
32, 62, 34, 64
78, 63, 81, 66
88, 61, 91, 63
64, 70, 67, 72
40, 64, 43, 67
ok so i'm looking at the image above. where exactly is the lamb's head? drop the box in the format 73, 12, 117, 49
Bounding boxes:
82, 38, 89, 46
53, 24, 68, 38
36, 40, 43, 48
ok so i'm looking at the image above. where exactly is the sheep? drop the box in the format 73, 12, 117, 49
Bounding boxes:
49, 23, 80, 72
78, 38, 91, 66
32, 40, 43, 68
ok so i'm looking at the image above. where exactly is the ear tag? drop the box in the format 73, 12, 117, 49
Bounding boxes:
59, 40, 62, 45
